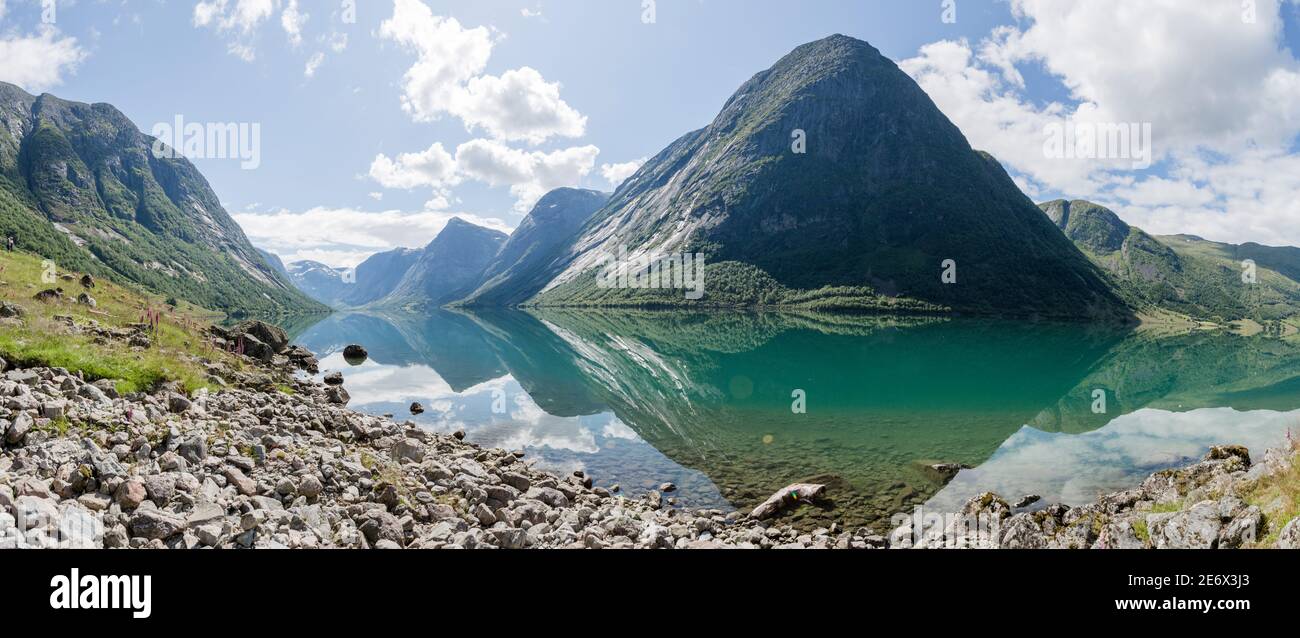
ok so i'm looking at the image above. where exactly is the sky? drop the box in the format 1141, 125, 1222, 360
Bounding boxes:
2, 0, 1300, 267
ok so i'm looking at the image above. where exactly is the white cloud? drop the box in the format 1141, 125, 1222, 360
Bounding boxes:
193, 0, 274, 33
995, 0, 1300, 156
600, 158, 646, 187
369, 142, 460, 190
455, 139, 599, 212
521, 8, 543, 19
0, 26, 87, 94
193, 0, 298, 61
326, 32, 348, 53
369, 138, 599, 213
304, 51, 324, 77
901, 0, 1300, 247
379, 0, 586, 144
281, 0, 307, 47
455, 67, 587, 144
234, 206, 513, 267
0, 1, 8, 22
379, 1, 494, 122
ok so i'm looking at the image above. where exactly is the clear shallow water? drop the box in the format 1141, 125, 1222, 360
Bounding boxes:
292, 310, 1300, 531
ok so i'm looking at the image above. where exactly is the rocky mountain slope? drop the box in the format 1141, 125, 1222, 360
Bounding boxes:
0, 82, 321, 316
530, 35, 1127, 320
376, 218, 508, 309
339, 247, 422, 308
458, 188, 609, 307
1042, 199, 1300, 325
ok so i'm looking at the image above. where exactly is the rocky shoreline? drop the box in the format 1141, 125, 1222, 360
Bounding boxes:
0, 319, 850, 548
1, 321, 1297, 550
898, 444, 1299, 549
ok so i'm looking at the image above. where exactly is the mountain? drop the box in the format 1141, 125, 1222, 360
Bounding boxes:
376, 218, 508, 308
457, 188, 609, 307
339, 246, 422, 307
1041, 199, 1300, 326
530, 35, 1127, 320
0, 81, 322, 315
257, 248, 289, 278
286, 260, 352, 308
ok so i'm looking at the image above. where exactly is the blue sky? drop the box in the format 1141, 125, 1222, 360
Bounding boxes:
3, 0, 1300, 266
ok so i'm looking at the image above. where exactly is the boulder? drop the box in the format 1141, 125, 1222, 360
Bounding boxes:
233, 320, 289, 353
1277, 517, 1300, 550
342, 344, 368, 364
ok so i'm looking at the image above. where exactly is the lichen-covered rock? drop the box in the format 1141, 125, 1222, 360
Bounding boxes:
1277, 517, 1300, 549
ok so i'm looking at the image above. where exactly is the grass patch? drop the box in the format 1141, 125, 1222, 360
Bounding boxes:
0, 248, 241, 394
1241, 437, 1300, 547
1148, 500, 1185, 515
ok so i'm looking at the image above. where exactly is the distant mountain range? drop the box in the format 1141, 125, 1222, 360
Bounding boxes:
0, 81, 322, 316
13, 34, 1293, 326
278, 34, 1300, 328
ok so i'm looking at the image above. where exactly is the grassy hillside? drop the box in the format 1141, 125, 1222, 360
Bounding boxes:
0, 82, 324, 317
0, 247, 248, 393
1042, 200, 1300, 329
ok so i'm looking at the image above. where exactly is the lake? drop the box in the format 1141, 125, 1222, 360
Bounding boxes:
290, 309, 1300, 532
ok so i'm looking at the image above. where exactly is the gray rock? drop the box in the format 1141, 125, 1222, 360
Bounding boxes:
1157, 501, 1222, 549
500, 471, 530, 492
392, 438, 425, 463
129, 507, 186, 540
223, 467, 257, 496
143, 475, 176, 505
1013, 495, 1042, 509
472, 503, 496, 526
167, 393, 192, 413
490, 528, 527, 549
5, 412, 32, 444
58, 505, 103, 549
325, 386, 350, 405
298, 475, 323, 499
115, 480, 147, 510
1277, 517, 1300, 549
177, 436, 207, 464
1219, 506, 1263, 549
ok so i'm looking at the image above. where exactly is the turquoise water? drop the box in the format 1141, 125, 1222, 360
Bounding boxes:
292, 310, 1300, 531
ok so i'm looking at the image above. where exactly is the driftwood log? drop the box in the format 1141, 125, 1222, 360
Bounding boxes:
750, 483, 826, 520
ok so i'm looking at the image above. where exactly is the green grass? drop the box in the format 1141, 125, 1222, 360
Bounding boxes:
1241, 439, 1300, 547
0, 247, 244, 393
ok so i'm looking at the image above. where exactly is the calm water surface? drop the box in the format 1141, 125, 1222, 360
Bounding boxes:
291, 310, 1300, 531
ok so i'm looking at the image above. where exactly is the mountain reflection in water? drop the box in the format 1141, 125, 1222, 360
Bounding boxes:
292, 309, 1300, 531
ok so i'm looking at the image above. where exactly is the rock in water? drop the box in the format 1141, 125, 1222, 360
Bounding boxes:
323, 372, 344, 386
1014, 495, 1042, 509
342, 344, 368, 365
750, 483, 827, 520
409, 402, 425, 415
